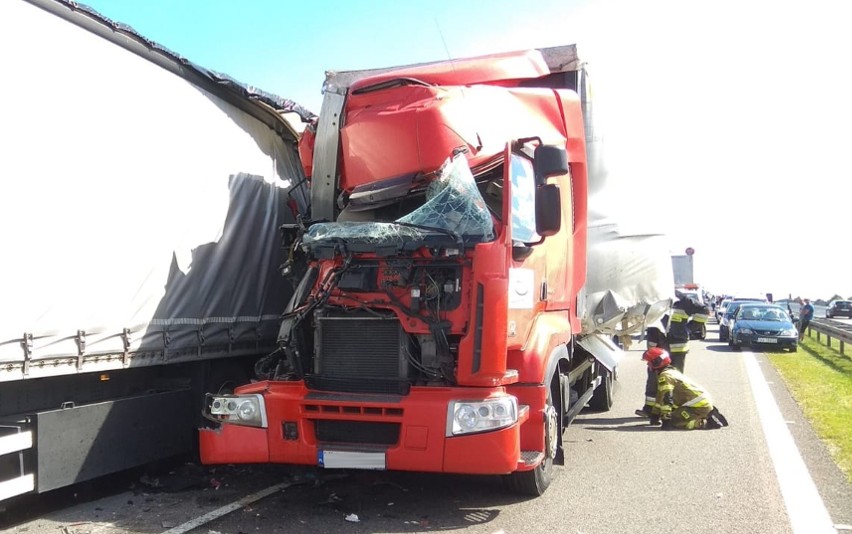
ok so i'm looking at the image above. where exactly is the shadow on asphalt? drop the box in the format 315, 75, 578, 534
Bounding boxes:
576, 416, 660, 432
704, 344, 794, 354
705, 344, 736, 352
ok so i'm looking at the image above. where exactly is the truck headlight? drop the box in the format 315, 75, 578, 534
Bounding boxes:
446, 397, 517, 437
782, 328, 798, 336
205, 394, 268, 428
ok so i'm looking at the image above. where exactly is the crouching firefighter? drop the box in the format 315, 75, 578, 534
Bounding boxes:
642, 347, 729, 430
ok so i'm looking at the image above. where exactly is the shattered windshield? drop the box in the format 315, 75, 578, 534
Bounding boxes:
303, 155, 495, 249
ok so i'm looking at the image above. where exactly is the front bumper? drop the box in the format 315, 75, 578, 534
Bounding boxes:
732, 332, 798, 350
200, 381, 540, 476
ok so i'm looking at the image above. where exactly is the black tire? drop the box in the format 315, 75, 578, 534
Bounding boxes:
588, 366, 613, 412
504, 378, 558, 496
791, 345, 798, 353
698, 324, 707, 340
732, 342, 742, 352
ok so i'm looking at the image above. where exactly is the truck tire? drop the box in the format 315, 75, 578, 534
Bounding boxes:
588, 366, 613, 412
504, 379, 558, 496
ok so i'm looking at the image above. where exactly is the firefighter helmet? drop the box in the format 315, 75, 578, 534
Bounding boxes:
642, 347, 671, 370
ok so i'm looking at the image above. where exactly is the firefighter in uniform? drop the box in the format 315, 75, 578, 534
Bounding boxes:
642, 347, 728, 430
687, 298, 711, 340
636, 316, 668, 417
667, 291, 707, 372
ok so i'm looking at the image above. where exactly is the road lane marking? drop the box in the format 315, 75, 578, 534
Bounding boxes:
160, 481, 293, 534
744, 352, 835, 534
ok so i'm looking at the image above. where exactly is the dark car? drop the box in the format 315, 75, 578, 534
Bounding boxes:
716, 298, 732, 322
826, 300, 852, 319
718, 299, 764, 341
729, 304, 798, 352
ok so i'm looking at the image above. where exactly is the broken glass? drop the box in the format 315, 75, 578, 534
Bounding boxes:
303, 155, 495, 247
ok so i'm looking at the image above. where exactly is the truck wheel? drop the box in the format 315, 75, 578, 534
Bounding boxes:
504, 380, 557, 496
699, 324, 707, 340
588, 366, 613, 412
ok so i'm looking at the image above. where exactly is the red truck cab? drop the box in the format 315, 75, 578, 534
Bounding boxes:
200, 47, 608, 496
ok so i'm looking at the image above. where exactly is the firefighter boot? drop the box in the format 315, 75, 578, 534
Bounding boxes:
702, 407, 729, 429
635, 405, 653, 418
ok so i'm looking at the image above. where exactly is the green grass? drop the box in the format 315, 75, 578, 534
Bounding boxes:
766, 335, 852, 483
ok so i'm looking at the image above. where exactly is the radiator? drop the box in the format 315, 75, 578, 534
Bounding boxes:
312, 314, 409, 391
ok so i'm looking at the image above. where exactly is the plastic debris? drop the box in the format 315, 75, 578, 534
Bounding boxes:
344, 513, 360, 523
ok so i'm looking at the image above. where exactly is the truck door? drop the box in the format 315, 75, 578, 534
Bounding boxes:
541, 163, 573, 311
505, 146, 548, 349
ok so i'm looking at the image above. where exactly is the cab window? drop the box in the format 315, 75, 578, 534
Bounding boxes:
509, 154, 539, 243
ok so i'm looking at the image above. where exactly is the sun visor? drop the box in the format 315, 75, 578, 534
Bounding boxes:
576, 333, 624, 372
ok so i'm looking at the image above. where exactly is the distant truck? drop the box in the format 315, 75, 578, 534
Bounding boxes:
200, 45, 673, 495
672, 254, 694, 286
0, 0, 312, 502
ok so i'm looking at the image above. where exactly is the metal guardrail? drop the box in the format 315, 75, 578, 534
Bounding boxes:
805, 319, 852, 357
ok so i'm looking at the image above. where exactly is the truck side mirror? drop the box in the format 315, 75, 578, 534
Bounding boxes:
535, 184, 561, 236
533, 145, 568, 186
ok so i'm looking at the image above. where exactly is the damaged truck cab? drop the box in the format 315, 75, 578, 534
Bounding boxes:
201, 47, 632, 495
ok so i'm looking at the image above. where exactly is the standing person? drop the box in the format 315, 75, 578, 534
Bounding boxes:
636, 316, 668, 417
799, 298, 815, 341
687, 299, 711, 340
642, 347, 728, 430
667, 291, 706, 372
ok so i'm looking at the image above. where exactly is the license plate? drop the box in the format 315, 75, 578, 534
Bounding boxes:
757, 337, 777, 343
319, 450, 386, 470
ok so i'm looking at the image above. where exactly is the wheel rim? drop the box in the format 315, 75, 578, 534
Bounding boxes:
543, 403, 558, 460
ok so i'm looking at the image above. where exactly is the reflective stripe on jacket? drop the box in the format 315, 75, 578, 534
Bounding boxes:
655, 367, 713, 419
690, 312, 710, 324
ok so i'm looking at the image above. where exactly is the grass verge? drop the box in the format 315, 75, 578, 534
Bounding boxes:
766, 336, 852, 483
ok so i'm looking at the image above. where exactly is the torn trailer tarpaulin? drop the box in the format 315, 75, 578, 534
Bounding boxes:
581, 222, 673, 338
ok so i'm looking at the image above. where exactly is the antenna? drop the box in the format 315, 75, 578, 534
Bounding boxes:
434, 17, 456, 67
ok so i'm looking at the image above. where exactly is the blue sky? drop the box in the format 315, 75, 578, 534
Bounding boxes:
78, 0, 852, 300
81, 0, 595, 113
